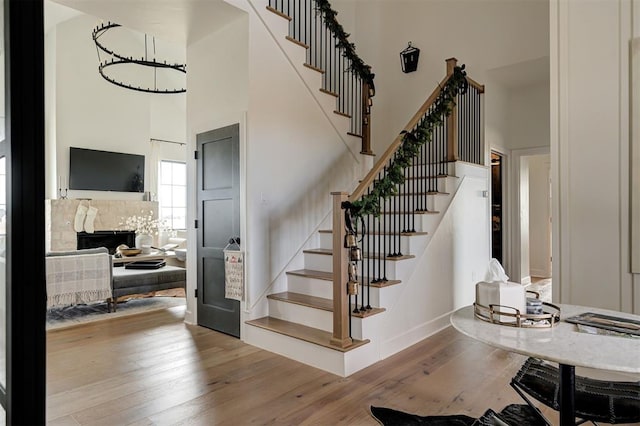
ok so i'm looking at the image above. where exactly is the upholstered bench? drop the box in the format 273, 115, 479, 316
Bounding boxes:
111, 265, 186, 311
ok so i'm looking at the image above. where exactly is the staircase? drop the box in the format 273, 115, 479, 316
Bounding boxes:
244, 0, 487, 376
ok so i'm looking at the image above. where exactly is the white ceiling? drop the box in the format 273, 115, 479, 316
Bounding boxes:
47, 0, 246, 45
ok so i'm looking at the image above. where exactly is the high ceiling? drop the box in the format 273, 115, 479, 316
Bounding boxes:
47, 0, 246, 44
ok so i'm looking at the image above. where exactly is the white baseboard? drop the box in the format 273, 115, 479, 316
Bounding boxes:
529, 268, 551, 279
379, 311, 452, 360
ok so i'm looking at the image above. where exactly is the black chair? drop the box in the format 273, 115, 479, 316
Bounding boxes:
511, 357, 640, 425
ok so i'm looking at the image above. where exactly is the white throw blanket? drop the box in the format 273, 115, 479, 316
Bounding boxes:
46, 253, 112, 308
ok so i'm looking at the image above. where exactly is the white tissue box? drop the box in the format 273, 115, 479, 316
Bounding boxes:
475, 281, 526, 322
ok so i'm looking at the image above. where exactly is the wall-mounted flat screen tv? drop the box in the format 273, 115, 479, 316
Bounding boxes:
69, 147, 145, 192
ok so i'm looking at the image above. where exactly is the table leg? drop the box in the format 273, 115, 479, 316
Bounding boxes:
559, 363, 575, 425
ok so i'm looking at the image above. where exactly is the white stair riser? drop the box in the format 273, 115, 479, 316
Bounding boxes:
244, 323, 379, 377
303, 252, 333, 272
244, 325, 348, 376
287, 274, 333, 299
282, 273, 393, 320
268, 298, 332, 332
319, 232, 430, 255
267, 298, 375, 340
350, 310, 384, 342
302, 252, 411, 280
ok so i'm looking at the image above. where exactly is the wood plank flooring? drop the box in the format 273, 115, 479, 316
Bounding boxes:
46, 305, 562, 425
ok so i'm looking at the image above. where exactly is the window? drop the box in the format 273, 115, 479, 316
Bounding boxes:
159, 160, 186, 230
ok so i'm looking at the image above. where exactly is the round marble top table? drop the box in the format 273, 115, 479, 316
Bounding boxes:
450, 304, 640, 425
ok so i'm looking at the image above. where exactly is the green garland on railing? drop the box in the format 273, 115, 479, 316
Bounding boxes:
346, 65, 469, 218
314, 0, 375, 86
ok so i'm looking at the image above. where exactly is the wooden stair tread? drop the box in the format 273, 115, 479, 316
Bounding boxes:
303, 248, 415, 261
319, 88, 339, 98
405, 174, 458, 180
285, 35, 309, 49
303, 63, 324, 74
287, 269, 332, 281
268, 292, 387, 318
286, 269, 401, 287
347, 132, 363, 139
380, 210, 440, 215
268, 291, 333, 311
386, 191, 449, 196
245, 317, 369, 352
352, 306, 386, 318
370, 279, 402, 288
334, 110, 351, 118
318, 229, 428, 236
266, 5, 292, 21
303, 248, 333, 255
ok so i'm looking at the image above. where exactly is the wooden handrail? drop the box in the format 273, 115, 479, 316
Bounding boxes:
466, 76, 485, 93
349, 60, 456, 202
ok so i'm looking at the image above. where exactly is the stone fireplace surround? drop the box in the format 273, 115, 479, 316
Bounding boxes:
46, 199, 158, 252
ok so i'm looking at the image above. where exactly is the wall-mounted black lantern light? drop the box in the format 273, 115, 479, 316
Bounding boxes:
400, 42, 420, 73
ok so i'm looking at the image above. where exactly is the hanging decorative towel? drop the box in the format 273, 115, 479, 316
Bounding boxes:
224, 238, 243, 301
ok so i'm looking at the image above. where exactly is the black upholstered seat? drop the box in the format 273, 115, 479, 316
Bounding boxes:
511, 357, 640, 425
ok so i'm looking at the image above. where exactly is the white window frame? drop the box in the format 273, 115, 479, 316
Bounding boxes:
158, 160, 186, 231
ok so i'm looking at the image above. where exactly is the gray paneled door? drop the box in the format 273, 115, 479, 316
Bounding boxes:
196, 124, 240, 337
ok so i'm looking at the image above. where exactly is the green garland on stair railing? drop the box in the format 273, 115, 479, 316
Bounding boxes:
314, 0, 375, 86
346, 65, 469, 218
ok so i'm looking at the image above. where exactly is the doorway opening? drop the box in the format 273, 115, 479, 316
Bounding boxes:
523, 154, 552, 301
491, 152, 504, 264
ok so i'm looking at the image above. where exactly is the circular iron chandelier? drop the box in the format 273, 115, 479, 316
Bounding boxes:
92, 22, 186, 94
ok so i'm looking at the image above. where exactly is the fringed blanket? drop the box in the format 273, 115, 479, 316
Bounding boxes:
46, 253, 112, 309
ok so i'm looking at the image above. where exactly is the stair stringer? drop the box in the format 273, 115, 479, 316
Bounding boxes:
230, 0, 377, 332
375, 163, 491, 360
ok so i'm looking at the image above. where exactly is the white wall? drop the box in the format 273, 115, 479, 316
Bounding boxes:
331, 0, 549, 156
47, 13, 186, 202
508, 81, 551, 151
242, 0, 364, 325
551, 0, 635, 312
186, 14, 249, 323
380, 167, 490, 358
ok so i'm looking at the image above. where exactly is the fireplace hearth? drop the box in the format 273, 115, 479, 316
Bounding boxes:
77, 231, 136, 254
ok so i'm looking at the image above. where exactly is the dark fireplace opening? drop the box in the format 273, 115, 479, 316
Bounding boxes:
77, 231, 136, 254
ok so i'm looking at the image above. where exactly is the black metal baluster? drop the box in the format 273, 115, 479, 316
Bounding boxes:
461, 92, 465, 162
470, 89, 474, 163
423, 118, 428, 211
463, 92, 467, 162
476, 88, 480, 164
411, 150, 416, 232
392, 161, 397, 256
377, 170, 389, 281
459, 92, 463, 162
442, 110, 447, 177
382, 168, 388, 281
466, 91, 470, 162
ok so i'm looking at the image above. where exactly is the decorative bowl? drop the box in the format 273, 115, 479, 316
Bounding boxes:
174, 248, 187, 261
120, 248, 142, 257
